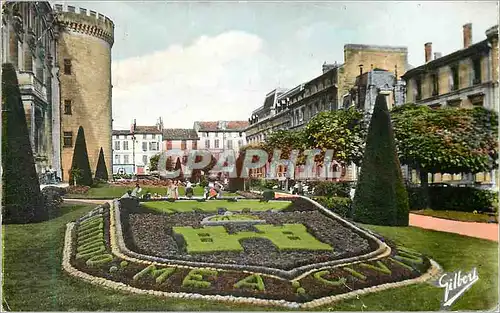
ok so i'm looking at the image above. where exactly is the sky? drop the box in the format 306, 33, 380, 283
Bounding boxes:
53, 1, 499, 130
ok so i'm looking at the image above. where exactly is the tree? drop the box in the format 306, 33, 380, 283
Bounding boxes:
94, 147, 109, 181
2, 63, 47, 223
352, 94, 409, 226
262, 129, 306, 162
304, 108, 368, 166
149, 153, 160, 171
69, 126, 93, 186
391, 104, 498, 204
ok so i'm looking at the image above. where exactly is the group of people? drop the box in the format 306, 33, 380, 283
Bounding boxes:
120, 180, 196, 200
203, 181, 224, 199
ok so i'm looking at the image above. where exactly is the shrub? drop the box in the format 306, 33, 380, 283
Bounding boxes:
94, 147, 109, 181
313, 196, 353, 218
199, 176, 208, 188
69, 126, 93, 186
41, 187, 64, 215
262, 190, 275, 201
2, 63, 47, 224
66, 185, 91, 195
352, 94, 409, 226
407, 186, 497, 213
261, 179, 279, 190
312, 181, 351, 198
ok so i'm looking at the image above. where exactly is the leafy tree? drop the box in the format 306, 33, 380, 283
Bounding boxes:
69, 126, 93, 186
2, 63, 47, 223
262, 129, 306, 162
94, 147, 109, 181
304, 107, 368, 166
149, 153, 160, 171
391, 104, 498, 200
352, 94, 409, 226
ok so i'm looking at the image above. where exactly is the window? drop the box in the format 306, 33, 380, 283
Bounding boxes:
63, 59, 72, 75
473, 58, 481, 84
450, 65, 459, 91
215, 139, 220, 148
64, 100, 72, 115
166, 140, 172, 150
149, 142, 158, 151
181, 140, 187, 150
143, 134, 147, 139
238, 140, 243, 147
63, 131, 73, 147
142, 142, 147, 151
114, 141, 120, 150
142, 155, 148, 165
123, 141, 129, 150
192, 141, 197, 149
123, 155, 129, 164
415, 76, 422, 100
205, 139, 210, 148
227, 140, 233, 149
431, 73, 439, 96
115, 155, 120, 164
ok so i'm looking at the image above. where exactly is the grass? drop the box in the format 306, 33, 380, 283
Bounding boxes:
3, 202, 498, 311
411, 209, 498, 223
142, 199, 292, 214
65, 185, 239, 199
173, 224, 333, 253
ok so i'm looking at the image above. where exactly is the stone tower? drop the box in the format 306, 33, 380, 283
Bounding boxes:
54, 4, 114, 181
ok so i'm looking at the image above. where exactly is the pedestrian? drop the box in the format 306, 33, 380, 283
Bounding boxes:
173, 180, 179, 199
131, 183, 142, 198
185, 181, 194, 198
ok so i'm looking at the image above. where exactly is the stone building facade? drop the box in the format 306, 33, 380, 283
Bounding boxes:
402, 23, 499, 188
1, 1, 61, 176
403, 24, 498, 111
112, 119, 163, 175
1, 2, 114, 183
244, 44, 409, 181
55, 4, 114, 181
347, 67, 406, 113
193, 121, 248, 160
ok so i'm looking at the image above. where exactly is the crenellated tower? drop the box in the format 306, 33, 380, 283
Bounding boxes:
54, 4, 114, 181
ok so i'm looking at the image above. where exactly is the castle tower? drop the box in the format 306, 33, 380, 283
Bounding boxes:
54, 4, 114, 181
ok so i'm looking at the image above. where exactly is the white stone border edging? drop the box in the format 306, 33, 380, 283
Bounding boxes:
113, 197, 391, 280
62, 217, 443, 309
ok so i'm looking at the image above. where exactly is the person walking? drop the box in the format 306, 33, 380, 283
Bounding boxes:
185, 181, 194, 198
131, 183, 142, 198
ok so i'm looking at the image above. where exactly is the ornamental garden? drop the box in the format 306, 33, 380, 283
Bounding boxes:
64, 196, 437, 309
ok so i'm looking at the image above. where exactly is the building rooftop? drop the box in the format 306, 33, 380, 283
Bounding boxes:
194, 121, 249, 132
162, 128, 199, 140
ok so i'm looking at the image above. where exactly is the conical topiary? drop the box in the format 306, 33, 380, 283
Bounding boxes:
69, 126, 93, 186
95, 147, 109, 181
2, 63, 47, 223
174, 157, 184, 180
352, 93, 409, 226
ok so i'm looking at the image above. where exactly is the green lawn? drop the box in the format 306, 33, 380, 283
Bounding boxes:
65, 185, 239, 199
142, 199, 292, 214
411, 209, 498, 223
3, 203, 498, 311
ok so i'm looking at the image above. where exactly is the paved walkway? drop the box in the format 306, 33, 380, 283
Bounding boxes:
409, 213, 498, 242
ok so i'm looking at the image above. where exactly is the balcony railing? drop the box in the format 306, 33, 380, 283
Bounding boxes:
17, 71, 47, 101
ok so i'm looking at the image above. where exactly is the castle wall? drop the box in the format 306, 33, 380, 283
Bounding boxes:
55, 5, 114, 181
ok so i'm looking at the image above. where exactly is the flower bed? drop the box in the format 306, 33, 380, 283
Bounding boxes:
62, 198, 440, 309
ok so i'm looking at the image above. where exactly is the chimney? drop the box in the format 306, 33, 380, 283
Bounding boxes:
425, 42, 432, 63
463, 23, 472, 48
434, 52, 442, 60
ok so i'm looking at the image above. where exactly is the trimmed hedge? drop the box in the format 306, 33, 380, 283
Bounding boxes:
352, 94, 409, 226
262, 190, 275, 201
407, 186, 498, 213
311, 181, 352, 198
2, 63, 47, 224
313, 196, 353, 218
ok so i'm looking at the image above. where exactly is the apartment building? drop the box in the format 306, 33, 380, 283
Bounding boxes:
193, 121, 248, 160
112, 119, 163, 175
